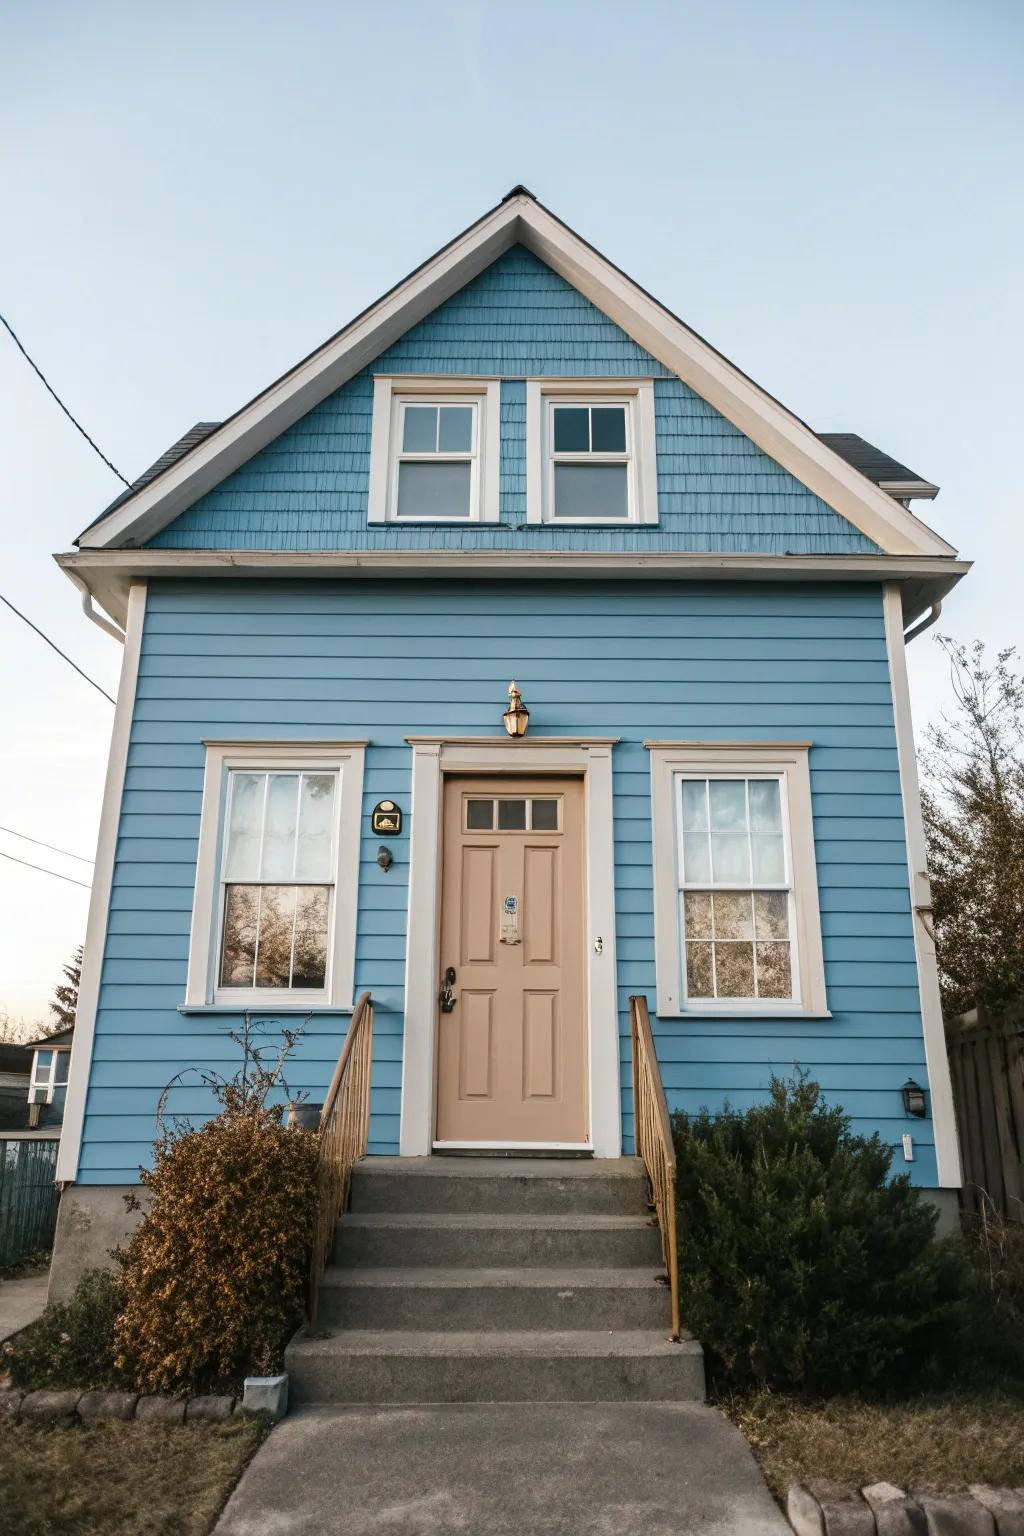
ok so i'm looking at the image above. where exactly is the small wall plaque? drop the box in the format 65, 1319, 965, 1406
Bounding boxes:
372, 800, 402, 836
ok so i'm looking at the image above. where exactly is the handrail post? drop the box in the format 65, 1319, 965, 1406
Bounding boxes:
629, 993, 681, 1342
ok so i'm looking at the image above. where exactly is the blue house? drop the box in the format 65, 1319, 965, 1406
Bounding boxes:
50, 189, 968, 1315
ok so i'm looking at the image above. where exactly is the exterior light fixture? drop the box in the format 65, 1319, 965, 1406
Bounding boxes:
503, 680, 529, 738
901, 1078, 927, 1118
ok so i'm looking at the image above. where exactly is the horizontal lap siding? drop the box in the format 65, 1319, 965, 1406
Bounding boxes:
147, 249, 876, 557
79, 577, 936, 1186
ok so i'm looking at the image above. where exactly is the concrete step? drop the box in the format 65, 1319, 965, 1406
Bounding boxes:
316, 1266, 672, 1332
334, 1212, 662, 1270
287, 1328, 706, 1405
349, 1156, 649, 1216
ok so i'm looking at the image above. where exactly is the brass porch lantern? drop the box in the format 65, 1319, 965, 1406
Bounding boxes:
503, 680, 529, 738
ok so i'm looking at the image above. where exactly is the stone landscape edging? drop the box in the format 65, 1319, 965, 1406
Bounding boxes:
787, 1479, 1024, 1536
0, 1383, 283, 1426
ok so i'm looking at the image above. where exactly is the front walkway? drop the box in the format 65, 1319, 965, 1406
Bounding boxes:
215, 1401, 789, 1536
0, 1271, 48, 1344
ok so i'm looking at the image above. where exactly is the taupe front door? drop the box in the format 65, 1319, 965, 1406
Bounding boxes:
435, 776, 588, 1145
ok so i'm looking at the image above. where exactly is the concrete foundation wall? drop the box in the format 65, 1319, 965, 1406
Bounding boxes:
48, 1185, 150, 1304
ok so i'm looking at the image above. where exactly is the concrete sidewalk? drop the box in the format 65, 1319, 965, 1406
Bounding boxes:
0, 1272, 48, 1345
215, 1401, 789, 1536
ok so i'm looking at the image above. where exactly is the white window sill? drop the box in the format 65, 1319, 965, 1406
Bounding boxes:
656, 1007, 833, 1021
178, 1003, 354, 1016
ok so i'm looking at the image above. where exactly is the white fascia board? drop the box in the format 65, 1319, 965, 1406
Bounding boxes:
76, 193, 955, 560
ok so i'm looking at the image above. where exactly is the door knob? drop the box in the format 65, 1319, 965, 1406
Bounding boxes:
439, 966, 457, 1013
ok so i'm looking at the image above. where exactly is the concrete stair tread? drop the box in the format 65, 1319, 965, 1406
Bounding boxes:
294, 1328, 699, 1356
341, 1212, 654, 1231
320, 1266, 668, 1290
356, 1157, 645, 1179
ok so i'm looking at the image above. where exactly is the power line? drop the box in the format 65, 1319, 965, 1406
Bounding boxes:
0, 824, 93, 864
0, 310, 132, 488
0, 593, 116, 705
0, 849, 91, 890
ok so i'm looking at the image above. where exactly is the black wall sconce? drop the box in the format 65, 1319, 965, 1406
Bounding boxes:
901, 1078, 927, 1118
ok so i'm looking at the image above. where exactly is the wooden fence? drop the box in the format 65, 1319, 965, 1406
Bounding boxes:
946, 1005, 1024, 1221
0, 1137, 60, 1268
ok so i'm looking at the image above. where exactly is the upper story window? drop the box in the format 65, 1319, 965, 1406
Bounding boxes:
527, 379, 658, 525
30, 1047, 70, 1106
368, 377, 500, 524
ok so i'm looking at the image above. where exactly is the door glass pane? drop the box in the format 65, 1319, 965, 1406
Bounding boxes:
438, 405, 473, 453
590, 406, 626, 452
714, 942, 755, 996
291, 886, 330, 989
261, 774, 299, 880
531, 798, 558, 830
553, 463, 627, 519
553, 406, 589, 452
255, 885, 296, 988
402, 405, 437, 452
397, 461, 472, 518
709, 780, 747, 831
295, 773, 335, 881
711, 832, 750, 883
466, 798, 494, 830
748, 779, 782, 831
497, 799, 526, 830
224, 772, 264, 880
681, 780, 708, 832
220, 884, 259, 987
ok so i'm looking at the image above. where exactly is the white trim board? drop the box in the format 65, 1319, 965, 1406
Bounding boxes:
882, 583, 962, 1188
57, 581, 147, 1183
76, 191, 955, 560
400, 737, 621, 1159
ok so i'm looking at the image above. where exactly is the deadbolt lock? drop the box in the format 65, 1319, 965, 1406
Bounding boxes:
439, 966, 457, 1013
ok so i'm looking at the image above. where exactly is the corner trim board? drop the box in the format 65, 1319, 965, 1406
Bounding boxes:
57, 581, 148, 1182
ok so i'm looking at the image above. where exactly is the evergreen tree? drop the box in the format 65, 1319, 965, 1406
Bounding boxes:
49, 945, 83, 1030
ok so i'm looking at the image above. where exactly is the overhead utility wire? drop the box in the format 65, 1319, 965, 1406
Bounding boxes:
0, 310, 132, 488
0, 824, 93, 864
0, 593, 116, 705
0, 849, 91, 890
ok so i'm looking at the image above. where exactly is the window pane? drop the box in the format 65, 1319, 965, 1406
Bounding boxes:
291, 887, 329, 989
709, 781, 747, 831
757, 943, 792, 999
553, 463, 628, 519
754, 891, 789, 940
402, 405, 437, 453
224, 772, 264, 880
748, 779, 782, 831
255, 885, 296, 988
466, 799, 494, 830
681, 780, 708, 832
711, 832, 751, 883
261, 774, 299, 880
713, 891, 753, 941
590, 406, 626, 452
752, 834, 785, 884
553, 406, 589, 452
54, 1052, 70, 1085
684, 890, 712, 939
531, 798, 558, 830
295, 773, 335, 881
438, 406, 473, 453
714, 942, 755, 997
497, 799, 527, 830
397, 461, 472, 518
220, 884, 259, 987
682, 832, 711, 882
686, 941, 714, 998
35, 1052, 53, 1082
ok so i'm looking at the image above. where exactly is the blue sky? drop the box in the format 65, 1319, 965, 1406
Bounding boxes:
1, 0, 1021, 1024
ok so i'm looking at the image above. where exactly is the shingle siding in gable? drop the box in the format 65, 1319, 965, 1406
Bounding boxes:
147, 249, 879, 554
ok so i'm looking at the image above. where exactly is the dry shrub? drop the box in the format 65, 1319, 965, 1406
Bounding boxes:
961, 1195, 1024, 1383
114, 1021, 320, 1392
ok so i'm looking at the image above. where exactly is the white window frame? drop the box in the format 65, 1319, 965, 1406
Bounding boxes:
185, 741, 366, 1010
368, 375, 501, 524
30, 1047, 71, 1105
647, 741, 828, 1018
526, 378, 658, 525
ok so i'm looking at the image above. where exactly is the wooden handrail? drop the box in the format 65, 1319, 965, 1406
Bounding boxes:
307, 991, 373, 1326
629, 994, 681, 1341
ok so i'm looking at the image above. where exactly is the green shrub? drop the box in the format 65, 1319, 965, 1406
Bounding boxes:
114, 1021, 321, 1393
673, 1074, 970, 1394
4, 1269, 124, 1390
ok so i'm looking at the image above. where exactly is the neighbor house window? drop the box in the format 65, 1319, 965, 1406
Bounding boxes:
185, 743, 365, 1008
648, 743, 827, 1016
526, 379, 658, 525
368, 377, 501, 523
30, 1048, 70, 1106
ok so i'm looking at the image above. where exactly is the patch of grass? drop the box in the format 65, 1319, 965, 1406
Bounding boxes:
0, 1416, 267, 1536
1, 1250, 52, 1280
725, 1389, 1024, 1501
